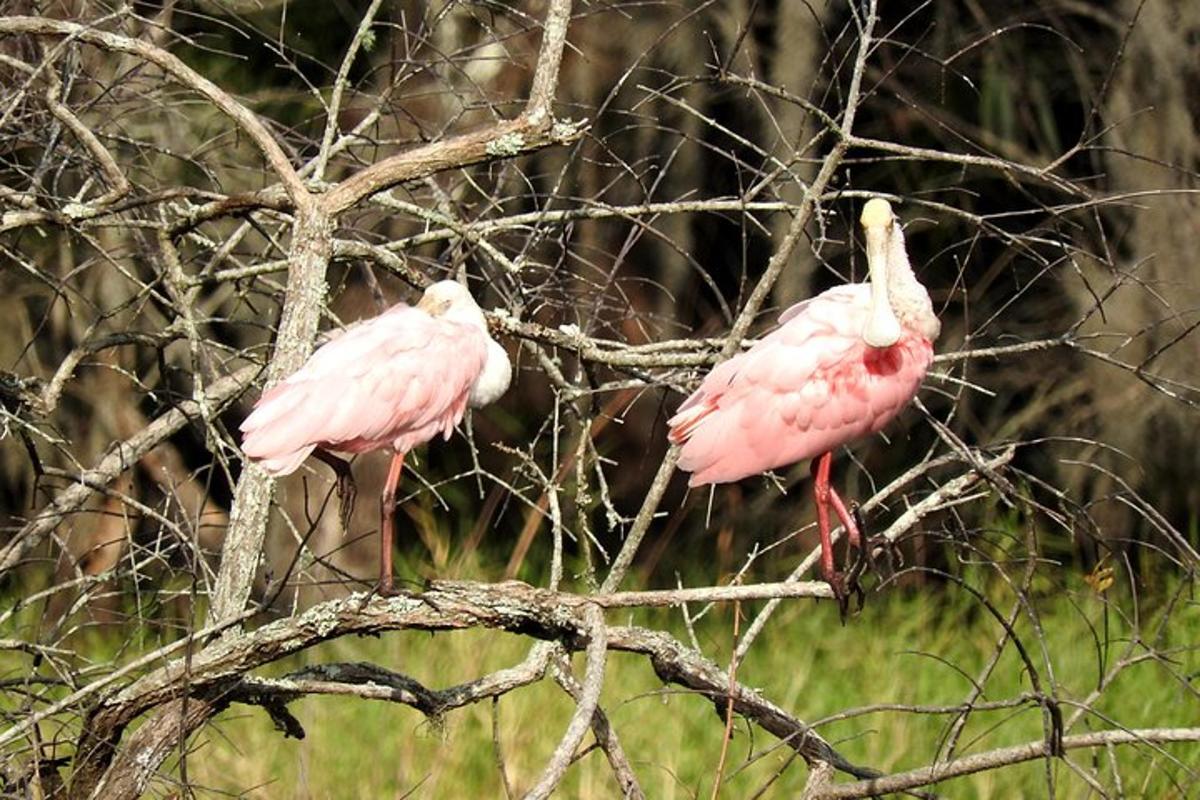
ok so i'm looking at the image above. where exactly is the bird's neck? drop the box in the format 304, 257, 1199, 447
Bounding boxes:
887, 227, 941, 342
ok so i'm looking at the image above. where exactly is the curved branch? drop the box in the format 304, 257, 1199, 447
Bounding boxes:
0, 16, 310, 208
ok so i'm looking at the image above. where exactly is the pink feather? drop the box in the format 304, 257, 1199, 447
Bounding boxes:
668, 284, 934, 487
240, 303, 488, 476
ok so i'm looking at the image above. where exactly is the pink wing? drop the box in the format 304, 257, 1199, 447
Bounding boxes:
240, 304, 488, 475
775, 283, 863, 325
668, 284, 933, 486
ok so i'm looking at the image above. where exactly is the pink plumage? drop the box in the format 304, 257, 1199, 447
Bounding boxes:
240, 303, 487, 474
239, 281, 512, 595
667, 198, 939, 603
668, 284, 933, 486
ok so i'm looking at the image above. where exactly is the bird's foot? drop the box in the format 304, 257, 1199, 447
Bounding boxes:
314, 450, 357, 532
824, 569, 865, 625
834, 503, 872, 617
841, 503, 902, 604
376, 576, 403, 598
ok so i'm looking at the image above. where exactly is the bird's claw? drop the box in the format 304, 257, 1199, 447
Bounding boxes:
840, 503, 900, 608
831, 504, 869, 621
825, 569, 865, 625
832, 543, 899, 625
314, 451, 358, 533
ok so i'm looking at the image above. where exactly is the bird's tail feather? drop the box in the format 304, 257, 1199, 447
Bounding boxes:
246, 444, 315, 477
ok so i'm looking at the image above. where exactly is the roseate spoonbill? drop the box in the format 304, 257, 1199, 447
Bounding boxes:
668, 198, 939, 602
240, 280, 512, 594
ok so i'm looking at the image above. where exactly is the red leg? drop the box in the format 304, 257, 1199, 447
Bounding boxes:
379, 451, 405, 596
810, 452, 838, 589
827, 486, 862, 550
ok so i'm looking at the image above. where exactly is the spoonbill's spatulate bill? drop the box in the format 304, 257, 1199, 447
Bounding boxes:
668, 198, 940, 602
240, 280, 512, 594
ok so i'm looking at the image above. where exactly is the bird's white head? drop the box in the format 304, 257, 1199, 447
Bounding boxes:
417, 280, 512, 408
860, 198, 904, 348
417, 280, 487, 329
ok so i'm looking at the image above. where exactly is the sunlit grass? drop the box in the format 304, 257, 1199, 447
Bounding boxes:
2, 552, 1195, 797
162, 577, 1199, 798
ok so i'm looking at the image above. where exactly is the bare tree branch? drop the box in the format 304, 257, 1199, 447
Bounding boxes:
0, 365, 257, 575
3, 2, 1197, 795
0, 16, 310, 207
816, 728, 1200, 799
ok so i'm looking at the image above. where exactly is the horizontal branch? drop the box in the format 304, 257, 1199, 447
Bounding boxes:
483, 320, 1070, 373
57, 579, 870, 783
368, 199, 805, 254
240, 644, 556, 718
583, 580, 833, 607
845, 135, 1086, 198
817, 727, 1200, 798
104, 579, 833, 717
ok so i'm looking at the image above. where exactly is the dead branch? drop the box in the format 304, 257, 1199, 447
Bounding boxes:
816, 728, 1200, 799
46, 580, 874, 796
0, 16, 309, 206
0, 365, 258, 575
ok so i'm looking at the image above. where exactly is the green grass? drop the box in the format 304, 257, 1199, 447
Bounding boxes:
163, 579, 1199, 798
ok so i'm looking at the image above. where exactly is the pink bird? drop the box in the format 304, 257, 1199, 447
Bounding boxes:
240, 281, 512, 594
668, 198, 940, 602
